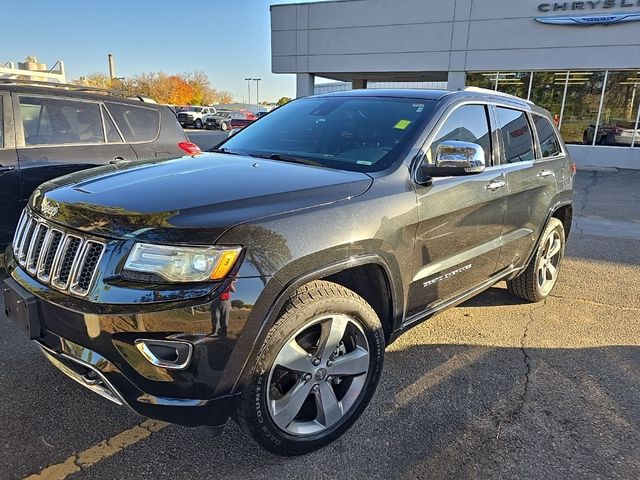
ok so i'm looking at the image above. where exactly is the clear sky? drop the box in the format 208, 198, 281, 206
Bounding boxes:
2, 0, 323, 102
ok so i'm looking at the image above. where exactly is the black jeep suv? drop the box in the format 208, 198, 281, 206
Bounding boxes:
3, 88, 574, 455
0, 80, 197, 254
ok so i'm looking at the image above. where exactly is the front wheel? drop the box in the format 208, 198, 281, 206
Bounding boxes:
507, 217, 565, 302
194, 119, 203, 129
220, 121, 228, 131
235, 280, 385, 456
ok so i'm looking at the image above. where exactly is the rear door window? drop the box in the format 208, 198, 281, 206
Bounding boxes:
496, 107, 535, 164
19, 96, 104, 146
101, 106, 123, 143
105, 102, 160, 143
532, 115, 563, 158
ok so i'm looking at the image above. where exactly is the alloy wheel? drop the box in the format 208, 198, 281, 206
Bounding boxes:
266, 314, 370, 436
537, 230, 562, 295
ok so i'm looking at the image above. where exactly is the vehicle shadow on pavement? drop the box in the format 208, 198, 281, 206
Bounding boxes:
460, 285, 531, 307
57, 339, 639, 479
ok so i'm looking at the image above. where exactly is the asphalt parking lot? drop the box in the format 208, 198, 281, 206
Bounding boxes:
185, 128, 228, 151
1, 168, 639, 480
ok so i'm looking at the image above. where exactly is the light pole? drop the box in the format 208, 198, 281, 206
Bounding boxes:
253, 78, 261, 109
244, 78, 252, 106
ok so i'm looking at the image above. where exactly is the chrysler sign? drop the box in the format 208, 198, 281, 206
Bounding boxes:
535, 11, 640, 24
536, 0, 640, 24
538, 0, 640, 11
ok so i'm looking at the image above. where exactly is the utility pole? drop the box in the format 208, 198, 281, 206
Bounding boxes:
244, 78, 252, 106
253, 78, 261, 109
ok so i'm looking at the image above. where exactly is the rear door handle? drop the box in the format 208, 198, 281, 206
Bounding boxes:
0, 165, 16, 173
485, 179, 506, 191
537, 169, 554, 178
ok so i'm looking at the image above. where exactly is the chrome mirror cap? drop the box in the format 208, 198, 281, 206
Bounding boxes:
435, 140, 486, 173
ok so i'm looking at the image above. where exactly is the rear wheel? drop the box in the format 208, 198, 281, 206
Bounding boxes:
507, 217, 565, 302
235, 280, 384, 455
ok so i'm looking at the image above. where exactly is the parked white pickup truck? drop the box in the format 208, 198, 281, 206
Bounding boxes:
177, 106, 217, 129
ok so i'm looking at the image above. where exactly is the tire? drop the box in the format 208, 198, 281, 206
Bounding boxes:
194, 119, 203, 129
220, 122, 228, 131
235, 280, 385, 456
507, 217, 565, 302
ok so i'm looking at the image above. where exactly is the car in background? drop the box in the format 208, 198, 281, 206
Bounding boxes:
583, 121, 640, 145
177, 106, 217, 129
206, 110, 255, 131
203, 109, 233, 130
0, 80, 198, 254
231, 111, 256, 130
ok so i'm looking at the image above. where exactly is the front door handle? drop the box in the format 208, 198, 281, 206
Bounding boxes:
537, 169, 554, 178
0, 165, 16, 173
109, 157, 126, 165
485, 179, 506, 191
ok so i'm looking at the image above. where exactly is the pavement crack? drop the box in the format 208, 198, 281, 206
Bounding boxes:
576, 171, 599, 218
513, 300, 546, 420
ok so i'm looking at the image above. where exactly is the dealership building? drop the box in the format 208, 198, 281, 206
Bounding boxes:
271, 0, 640, 168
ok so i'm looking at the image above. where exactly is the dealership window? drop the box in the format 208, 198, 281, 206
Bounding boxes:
529, 71, 565, 126
561, 71, 606, 145
465, 72, 496, 91
466, 70, 640, 148
497, 72, 532, 100
597, 71, 640, 147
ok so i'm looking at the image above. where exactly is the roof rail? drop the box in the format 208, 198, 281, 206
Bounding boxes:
458, 86, 534, 105
0, 78, 153, 103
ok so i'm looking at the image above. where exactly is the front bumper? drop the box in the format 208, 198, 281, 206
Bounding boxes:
4, 250, 271, 428
35, 334, 237, 428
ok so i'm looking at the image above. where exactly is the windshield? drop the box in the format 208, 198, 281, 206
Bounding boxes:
220, 96, 435, 172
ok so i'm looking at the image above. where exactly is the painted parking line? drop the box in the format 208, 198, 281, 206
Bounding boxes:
23, 420, 167, 480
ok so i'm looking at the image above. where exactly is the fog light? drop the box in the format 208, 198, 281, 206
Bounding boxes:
135, 339, 193, 370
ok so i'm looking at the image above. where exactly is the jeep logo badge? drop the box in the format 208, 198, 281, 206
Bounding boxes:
41, 197, 60, 219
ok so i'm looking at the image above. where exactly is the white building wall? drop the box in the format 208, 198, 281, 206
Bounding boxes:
271, 0, 640, 168
272, 0, 640, 79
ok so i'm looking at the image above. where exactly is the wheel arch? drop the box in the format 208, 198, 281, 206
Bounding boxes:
518, 200, 572, 275
231, 255, 402, 394
551, 203, 573, 239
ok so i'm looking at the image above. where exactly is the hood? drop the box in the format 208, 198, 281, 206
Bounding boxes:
32, 153, 373, 243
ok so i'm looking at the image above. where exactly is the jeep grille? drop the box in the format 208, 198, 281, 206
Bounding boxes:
12, 210, 106, 297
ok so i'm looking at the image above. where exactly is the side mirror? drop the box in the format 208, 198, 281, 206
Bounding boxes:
417, 141, 486, 184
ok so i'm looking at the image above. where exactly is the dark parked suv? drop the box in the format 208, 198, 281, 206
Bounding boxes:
0, 80, 197, 254
3, 88, 574, 455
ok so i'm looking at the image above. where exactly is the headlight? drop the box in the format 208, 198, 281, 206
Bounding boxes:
124, 243, 242, 282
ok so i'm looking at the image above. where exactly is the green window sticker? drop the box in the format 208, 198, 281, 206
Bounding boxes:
394, 119, 411, 130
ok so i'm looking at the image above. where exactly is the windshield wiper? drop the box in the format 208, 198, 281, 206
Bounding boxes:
210, 147, 251, 156
212, 148, 325, 167
258, 153, 325, 168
